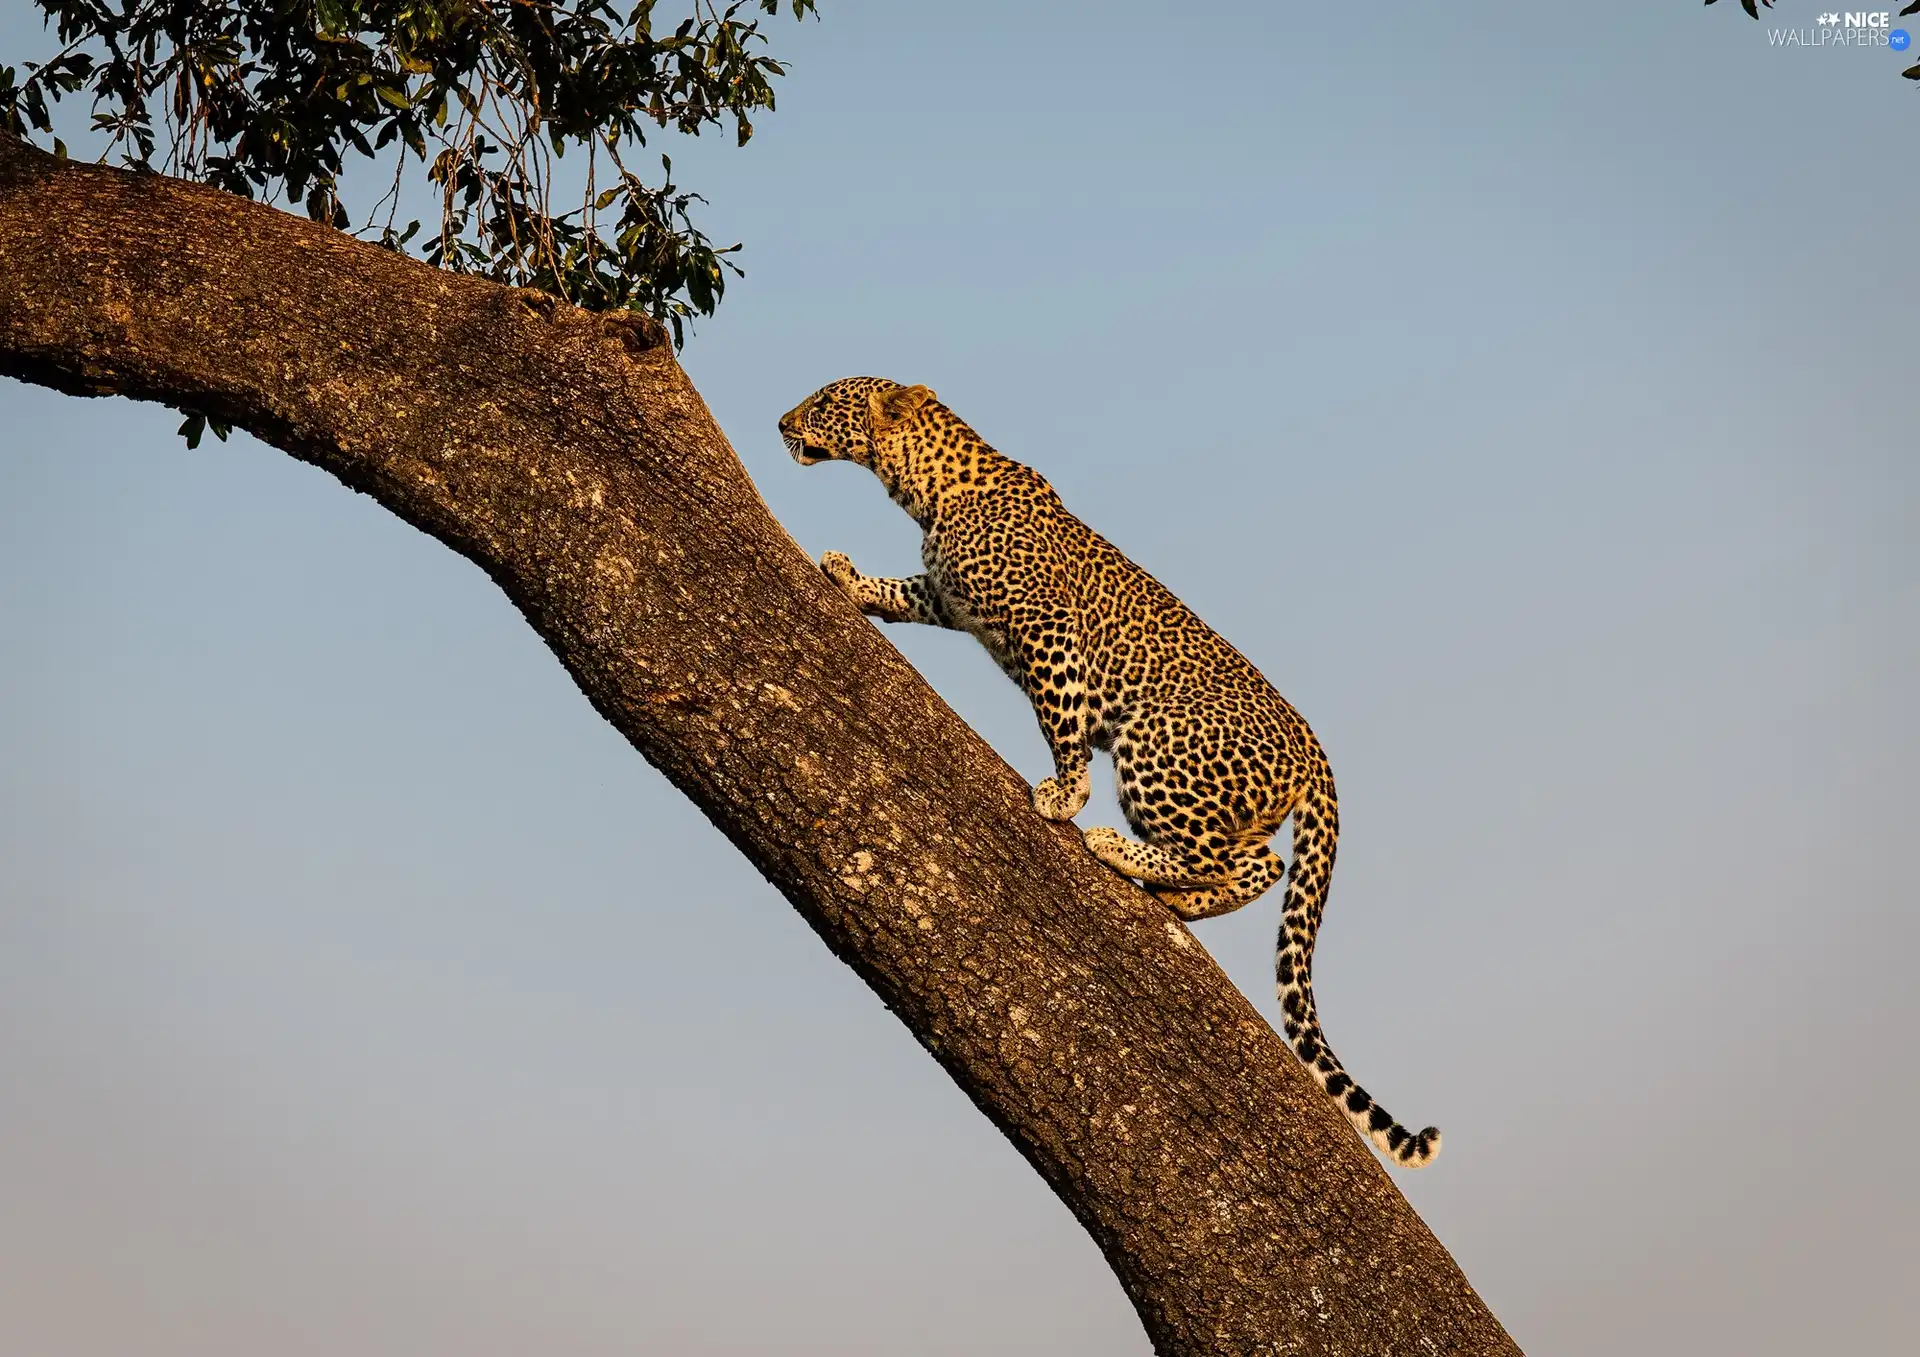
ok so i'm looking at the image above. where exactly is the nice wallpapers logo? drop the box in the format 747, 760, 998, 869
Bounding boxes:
1768, 10, 1913, 47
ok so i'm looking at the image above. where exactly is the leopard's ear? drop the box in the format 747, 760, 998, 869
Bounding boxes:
868, 383, 936, 435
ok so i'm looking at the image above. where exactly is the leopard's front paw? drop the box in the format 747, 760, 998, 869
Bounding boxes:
1031, 770, 1091, 822
819, 550, 861, 592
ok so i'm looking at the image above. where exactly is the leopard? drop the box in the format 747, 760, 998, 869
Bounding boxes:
778, 376, 1439, 1168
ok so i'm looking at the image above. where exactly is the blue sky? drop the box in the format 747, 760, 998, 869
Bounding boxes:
2, 3, 1915, 1353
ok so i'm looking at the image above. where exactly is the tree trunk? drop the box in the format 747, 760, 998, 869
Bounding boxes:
0, 133, 1521, 1357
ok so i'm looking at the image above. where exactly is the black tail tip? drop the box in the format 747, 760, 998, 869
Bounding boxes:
1397, 1126, 1442, 1167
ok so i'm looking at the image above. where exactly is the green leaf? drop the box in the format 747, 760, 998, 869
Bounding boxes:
2, 0, 817, 341
178, 413, 206, 449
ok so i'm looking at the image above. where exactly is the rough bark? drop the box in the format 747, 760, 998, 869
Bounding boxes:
0, 133, 1521, 1357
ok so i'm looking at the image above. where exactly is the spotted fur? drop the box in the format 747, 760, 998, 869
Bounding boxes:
779, 377, 1439, 1168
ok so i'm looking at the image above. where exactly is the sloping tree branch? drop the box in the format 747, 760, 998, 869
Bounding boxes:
0, 135, 1521, 1357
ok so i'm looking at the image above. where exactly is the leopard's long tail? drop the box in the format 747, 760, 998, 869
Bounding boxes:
1276, 772, 1440, 1168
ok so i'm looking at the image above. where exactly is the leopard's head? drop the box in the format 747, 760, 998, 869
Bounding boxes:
779, 377, 937, 468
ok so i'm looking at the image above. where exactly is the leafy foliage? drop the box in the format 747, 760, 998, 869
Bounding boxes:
1, 2, 819, 345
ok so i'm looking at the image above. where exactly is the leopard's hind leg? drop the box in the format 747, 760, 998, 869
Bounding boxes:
1083, 721, 1289, 914
1149, 833, 1287, 921
1080, 824, 1232, 890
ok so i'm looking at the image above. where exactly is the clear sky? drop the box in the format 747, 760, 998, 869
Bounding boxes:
2, 3, 1914, 1354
